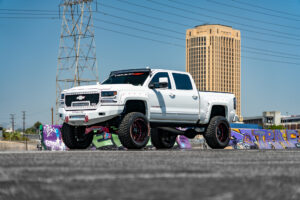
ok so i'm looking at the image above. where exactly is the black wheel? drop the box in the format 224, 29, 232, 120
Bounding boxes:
151, 128, 177, 149
204, 116, 230, 149
61, 123, 93, 149
118, 112, 150, 149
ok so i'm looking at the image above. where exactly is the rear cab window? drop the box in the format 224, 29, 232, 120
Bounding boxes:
172, 73, 193, 90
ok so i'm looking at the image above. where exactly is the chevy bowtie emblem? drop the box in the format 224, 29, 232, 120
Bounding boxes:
76, 95, 85, 100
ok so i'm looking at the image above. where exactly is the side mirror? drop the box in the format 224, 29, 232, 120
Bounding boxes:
158, 77, 168, 88
149, 77, 169, 89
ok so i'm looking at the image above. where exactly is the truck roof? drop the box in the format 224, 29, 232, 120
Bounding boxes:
109, 68, 151, 76
110, 68, 189, 76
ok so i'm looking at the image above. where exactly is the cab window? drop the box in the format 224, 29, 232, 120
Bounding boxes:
172, 73, 193, 90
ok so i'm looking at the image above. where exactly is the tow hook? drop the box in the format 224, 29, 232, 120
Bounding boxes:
65, 116, 69, 123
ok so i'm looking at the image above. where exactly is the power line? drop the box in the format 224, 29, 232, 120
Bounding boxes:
97, 8, 300, 42
144, 0, 300, 38
94, 16, 300, 51
95, 6, 300, 57
244, 50, 300, 60
97, 11, 184, 35
232, 0, 300, 18
94, 24, 300, 66
0, 8, 57, 12
242, 45, 300, 58
100, 1, 300, 42
167, 0, 300, 30
0, 16, 59, 19
93, 17, 183, 41
99, 2, 191, 27
244, 36, 300, 47
93, 24, 184, 47
208, 0, 300, 22
104, 0, 300, 47
112, 0, 211, 27
0, 12, 58, 16
241, 55, 300, 66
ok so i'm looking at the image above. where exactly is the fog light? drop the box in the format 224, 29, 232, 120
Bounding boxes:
85, 115, 89, 122
65, 116, 69, 123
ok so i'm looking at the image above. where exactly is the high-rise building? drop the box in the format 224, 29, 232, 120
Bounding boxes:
186, 24, 241, 118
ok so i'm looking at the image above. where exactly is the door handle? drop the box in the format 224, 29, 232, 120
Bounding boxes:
192, 95, 198, 99
169, 93, 175, 98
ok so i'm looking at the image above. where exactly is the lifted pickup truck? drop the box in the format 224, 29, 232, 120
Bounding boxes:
59, 68, 238, 149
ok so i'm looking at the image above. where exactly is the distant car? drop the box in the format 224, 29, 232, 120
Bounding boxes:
59, 68, 238, 149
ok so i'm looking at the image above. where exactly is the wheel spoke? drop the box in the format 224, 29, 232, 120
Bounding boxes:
130, 118, 148, 143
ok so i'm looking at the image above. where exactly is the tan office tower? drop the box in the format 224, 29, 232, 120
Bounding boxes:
186, 24, 241, 118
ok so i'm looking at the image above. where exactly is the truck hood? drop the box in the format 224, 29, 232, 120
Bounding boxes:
63, 84, 144, 93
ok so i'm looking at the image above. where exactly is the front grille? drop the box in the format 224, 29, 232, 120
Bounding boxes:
65, 93, 100, 108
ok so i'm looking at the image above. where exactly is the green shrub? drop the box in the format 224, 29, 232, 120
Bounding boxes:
2, 132, 28, 141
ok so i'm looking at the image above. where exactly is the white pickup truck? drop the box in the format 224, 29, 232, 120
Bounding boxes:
59, 68, 238, 149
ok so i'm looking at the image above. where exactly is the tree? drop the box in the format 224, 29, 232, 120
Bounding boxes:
266, 125, 286, 130
25, 121, 42, 134
33, 121, 42, 130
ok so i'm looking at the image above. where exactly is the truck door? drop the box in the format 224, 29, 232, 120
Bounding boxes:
169, 73, 199, 123
148, 72, 173, 121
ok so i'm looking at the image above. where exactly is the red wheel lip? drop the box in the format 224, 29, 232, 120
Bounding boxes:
130, 118, 149, 144
217, 123, 228, 142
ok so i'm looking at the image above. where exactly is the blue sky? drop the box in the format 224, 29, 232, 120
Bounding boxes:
0, 0, 300, 128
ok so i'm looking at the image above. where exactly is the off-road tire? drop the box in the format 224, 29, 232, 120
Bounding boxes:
151, 128, 177, 149
204, 116, 230, 149
61, 123, 93, 149
118, 112, 150, 149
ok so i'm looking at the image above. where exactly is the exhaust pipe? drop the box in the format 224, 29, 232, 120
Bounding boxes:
158, 127, 186, 135
158, 127, 204, 139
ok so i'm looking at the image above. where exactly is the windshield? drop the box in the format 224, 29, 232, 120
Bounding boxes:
102, 72, 150, 86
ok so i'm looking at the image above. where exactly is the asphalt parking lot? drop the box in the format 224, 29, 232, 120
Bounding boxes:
1, 149, 300, 200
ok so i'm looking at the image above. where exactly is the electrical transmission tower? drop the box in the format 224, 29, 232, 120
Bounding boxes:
56, 0, 98, 122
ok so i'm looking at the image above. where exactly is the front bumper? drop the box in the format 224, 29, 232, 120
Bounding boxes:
58, 105, 124, 126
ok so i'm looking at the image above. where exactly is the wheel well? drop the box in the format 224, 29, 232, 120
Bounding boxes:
123, 100, 146, 115
210, 105, 226, 119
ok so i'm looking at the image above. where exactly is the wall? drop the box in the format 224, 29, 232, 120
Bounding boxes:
229, 129, 300, 149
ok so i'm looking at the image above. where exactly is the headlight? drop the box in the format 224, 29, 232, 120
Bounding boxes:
101, 91, 117, 97
101, 91, 118, 103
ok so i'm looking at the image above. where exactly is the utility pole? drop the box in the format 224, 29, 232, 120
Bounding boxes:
56, 0, 98, 123
22, 111, 28, 151
22, 111, 26, 133
10, 114, 15, 141
51, 107, 54, 125
10, 114, 15, 133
